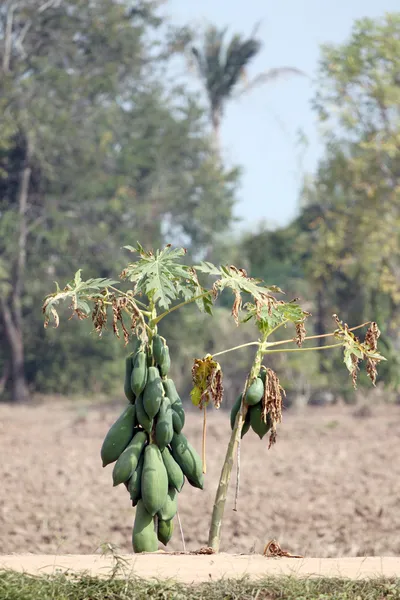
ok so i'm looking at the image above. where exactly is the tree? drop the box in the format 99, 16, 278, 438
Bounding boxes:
298, 13, 400, 385
0, 1, 240, 401
190, 24, 303, 152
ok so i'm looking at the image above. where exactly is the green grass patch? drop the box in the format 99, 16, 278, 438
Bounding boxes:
0, 570, 399, 600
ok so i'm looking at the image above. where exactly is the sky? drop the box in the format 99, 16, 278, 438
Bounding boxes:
163, 0, 399, 232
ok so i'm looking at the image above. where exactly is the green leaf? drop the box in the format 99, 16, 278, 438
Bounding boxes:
122, 243, 208, 311
244, 299, 308, 337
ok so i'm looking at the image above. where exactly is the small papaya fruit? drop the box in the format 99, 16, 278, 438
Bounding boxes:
152, 334, 164, 366
128, 452, 145, 506
157, 518, 174, 546
161, 447, 185, 492
230, 394, 249, 438
132, 500, 158, 553
171, 408, 183, 434
143, 366, 163, 419
155, 396, 174, 451
135, 394, 153, 433
131, 351, 148, 397
124, 354, 135, 403
159, 345, 171, 377
162, 379, 181, 404
112, 430, 147, 487
249, 404, 272, 439
172, 400, 185, 430
157, 487, 177, 521
100, 404, 137, 467
245, 377, 264, 405
141, 444, 169, 516
170, 432, 204, 490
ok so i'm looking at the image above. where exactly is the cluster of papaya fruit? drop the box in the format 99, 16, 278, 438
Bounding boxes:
100, 334, 203, 553
230, 368, 272, 439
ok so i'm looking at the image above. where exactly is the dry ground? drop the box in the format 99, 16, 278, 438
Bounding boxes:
0, 398, 399, 557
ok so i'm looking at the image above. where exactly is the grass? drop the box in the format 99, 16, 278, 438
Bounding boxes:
0, 571, 399, 600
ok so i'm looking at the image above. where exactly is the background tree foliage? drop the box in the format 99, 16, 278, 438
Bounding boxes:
0, 6, 398, 404
0, 0, 239, 401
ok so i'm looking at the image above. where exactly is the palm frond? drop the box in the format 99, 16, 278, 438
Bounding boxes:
234, 67, 307, 98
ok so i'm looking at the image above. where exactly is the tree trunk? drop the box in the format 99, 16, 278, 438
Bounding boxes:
0, 133, 32, 402
211, 110, 222, 158
1, 299, 30, 402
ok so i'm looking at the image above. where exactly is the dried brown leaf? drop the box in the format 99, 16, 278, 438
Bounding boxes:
263, 539, 303, 559
294, 321, 306, 347
231, 290, 242, 326
92, 300, 107, 335
261, 368, 285, 448
191, 356, 224, 409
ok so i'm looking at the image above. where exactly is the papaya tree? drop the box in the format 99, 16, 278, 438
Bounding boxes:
42, 242, 385, 553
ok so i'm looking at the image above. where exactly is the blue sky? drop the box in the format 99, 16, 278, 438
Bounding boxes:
164, 0, 399, 232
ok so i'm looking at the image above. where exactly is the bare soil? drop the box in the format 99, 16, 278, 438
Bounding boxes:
1, 399, 399, 558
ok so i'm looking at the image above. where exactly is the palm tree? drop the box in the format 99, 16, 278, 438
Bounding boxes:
190, 24, 304, 153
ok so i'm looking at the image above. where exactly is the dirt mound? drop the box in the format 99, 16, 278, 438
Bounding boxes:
0, 399, 399, 557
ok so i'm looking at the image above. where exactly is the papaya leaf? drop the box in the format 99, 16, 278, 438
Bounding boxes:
194, 262, 283, 324
190, 355, 223, 409
42, 271, 118, 328
333, 314, 386, 388
244, 299, 310, 337
122, 243, 211, 311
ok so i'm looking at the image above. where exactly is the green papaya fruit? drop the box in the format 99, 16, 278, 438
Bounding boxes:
135, 394, 153, 433
128, 452, 144, 506
112, 430, 147, 487
172, 400, 185, 430
157, 487, 177, 521
132, 500, 158, 553
141, 444, 169, 516
157, 518, 174, 546
152, 334, 164, 366
170, 432, 204, 490
131, 351, 148, 397
230, 394, 249, 438
249, 404, 272, 439
159, 345, 171, 377
161, 447, 185, 492
143, 366, 163, 419
230, 394, 242, 430
155, 397, 174, 450
242, 413, 251, 437
124, 354, 135, 403
245, 377, 264, 405
162, 378, 181, 404
171, 408, 183, 434
101, 404, 137, 467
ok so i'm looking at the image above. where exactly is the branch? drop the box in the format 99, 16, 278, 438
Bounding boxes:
264, 342, 344, 355
266, 321, 372, 349
153, 291, 211, 325
2, 2, 15, 73
13, 133, 33, 330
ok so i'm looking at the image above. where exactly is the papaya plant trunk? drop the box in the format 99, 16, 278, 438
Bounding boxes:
208, 343, 265, 552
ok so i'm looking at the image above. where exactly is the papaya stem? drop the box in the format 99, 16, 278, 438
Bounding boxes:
202, 406, 207, 474
265, 321, 372, 348
208, 342, 265, 552
212, 341, 260, 358
153, 291, 212, 325
264, 342, 343, 354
